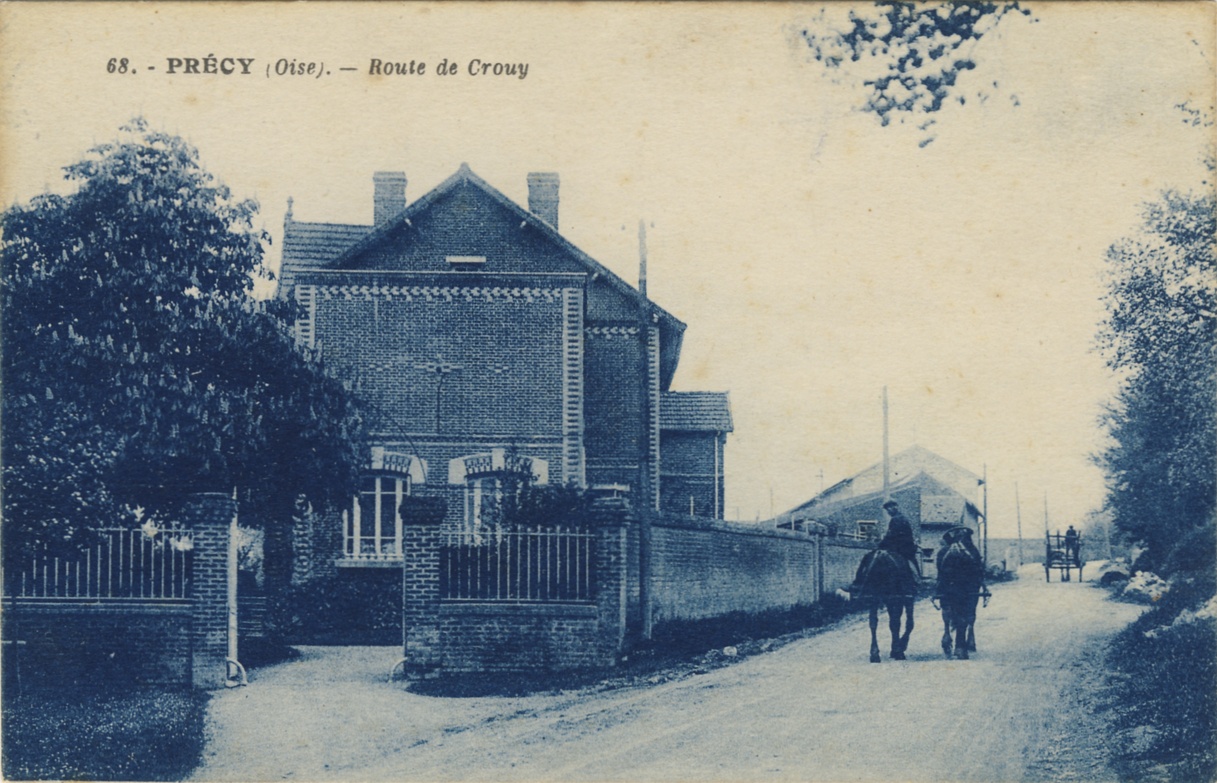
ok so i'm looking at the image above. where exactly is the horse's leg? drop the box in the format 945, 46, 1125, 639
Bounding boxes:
869, 604, 881, 663
887, 600, 904, 659
965, 595, 979, 652
954, 607, 969, 659
895, 598, 914, 658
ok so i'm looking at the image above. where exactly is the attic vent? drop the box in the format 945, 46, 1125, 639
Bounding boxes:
446, 255, 486, 267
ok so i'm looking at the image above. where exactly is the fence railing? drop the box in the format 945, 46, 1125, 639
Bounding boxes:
5, 527, 194, 601
440, 525, 595, 602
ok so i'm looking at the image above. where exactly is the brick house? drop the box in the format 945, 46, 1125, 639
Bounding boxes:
781, 445, 983, 576
275, 165, 731, 623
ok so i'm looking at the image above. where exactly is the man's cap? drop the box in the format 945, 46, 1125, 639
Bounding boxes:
882, 500, 899, 510
942, 526, 973, 543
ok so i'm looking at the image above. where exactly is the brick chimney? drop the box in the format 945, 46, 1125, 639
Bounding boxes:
527, 172, 560, 229
373, 171, 407, 226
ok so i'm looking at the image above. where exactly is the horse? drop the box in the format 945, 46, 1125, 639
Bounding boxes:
849, 548, 919, 663
933, 534, 989, 660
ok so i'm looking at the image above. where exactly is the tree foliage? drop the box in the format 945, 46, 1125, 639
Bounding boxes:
796, 1, 1031, 136
1, 119, 367, 564
1097, 190, 1216, 569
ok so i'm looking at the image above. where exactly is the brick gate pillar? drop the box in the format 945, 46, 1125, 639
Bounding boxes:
184, 492, 234, 689
400, 496, 447, 679
591, 495, 634, 664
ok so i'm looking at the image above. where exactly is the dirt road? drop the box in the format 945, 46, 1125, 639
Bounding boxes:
194, 569, 1141, 782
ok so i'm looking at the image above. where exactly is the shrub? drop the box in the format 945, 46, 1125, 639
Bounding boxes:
1106, 611, 1217, 782
275, 571, 401, 645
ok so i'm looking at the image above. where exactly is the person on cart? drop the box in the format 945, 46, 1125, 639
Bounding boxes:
879, 500, 922, 580
1064, 525, 1080, 564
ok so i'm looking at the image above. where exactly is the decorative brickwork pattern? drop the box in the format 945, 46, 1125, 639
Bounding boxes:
318, 284, 563, 304
293, 284, 316, 348
561, 288, 586, 486
647, 327, 661, 511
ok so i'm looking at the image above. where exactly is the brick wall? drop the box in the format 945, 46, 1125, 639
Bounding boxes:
437, 603, 605, 672
583, 328, 645, 492
398, 497, 879, 675
659, 431, 723, 518
821, 537, 873, 595
2, 603, 192, 688
313, 282, 567, 439
647, 514, 821, 625
1, 493, 232, 690
401, 497, 628, 676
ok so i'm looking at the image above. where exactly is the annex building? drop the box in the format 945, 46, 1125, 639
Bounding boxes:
781, 445, 983, 576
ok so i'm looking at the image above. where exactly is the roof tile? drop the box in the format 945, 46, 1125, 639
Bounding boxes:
660, 391, 733, 432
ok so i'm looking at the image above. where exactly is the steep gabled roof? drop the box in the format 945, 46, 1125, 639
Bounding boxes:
330, 165, 683, 335
276, 164, 688, 386
278, 221, 368, 295
660, 391, 733, 433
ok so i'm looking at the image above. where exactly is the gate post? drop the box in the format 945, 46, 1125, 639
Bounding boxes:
591, 495, 633, 664
185, 492, 234, 689
400, 496, 447, 679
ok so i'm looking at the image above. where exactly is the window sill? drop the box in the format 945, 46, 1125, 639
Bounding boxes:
336, 556, 403, 569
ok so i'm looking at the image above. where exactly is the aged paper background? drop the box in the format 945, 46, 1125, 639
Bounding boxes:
1, 2, 1212, 533
0, 3, 1213, 779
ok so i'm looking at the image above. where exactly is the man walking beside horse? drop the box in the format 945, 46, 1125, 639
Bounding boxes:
934, 526, 990, 659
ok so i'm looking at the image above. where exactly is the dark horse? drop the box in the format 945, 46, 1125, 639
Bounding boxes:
933, 530, 989, 660
849, 549, 918, 663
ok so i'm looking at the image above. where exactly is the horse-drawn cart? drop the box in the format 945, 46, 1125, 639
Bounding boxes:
1045, 530, 1083, 582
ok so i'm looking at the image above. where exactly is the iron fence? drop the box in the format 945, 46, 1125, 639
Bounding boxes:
440, 525, 595, 602
5, 527, 193, 601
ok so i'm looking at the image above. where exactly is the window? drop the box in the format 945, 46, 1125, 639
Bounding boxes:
343, 474, 408, 560
448, 449, 549, 535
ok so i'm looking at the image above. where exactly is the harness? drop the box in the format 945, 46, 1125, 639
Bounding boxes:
855, 549, 917, 599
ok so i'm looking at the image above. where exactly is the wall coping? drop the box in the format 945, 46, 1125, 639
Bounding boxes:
1, 599, 191, 615
439, 601, 597, 618
648, 513, 820, 542
822, 538, 875, 551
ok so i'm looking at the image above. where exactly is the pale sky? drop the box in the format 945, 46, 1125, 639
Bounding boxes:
2, 2, 1213, 537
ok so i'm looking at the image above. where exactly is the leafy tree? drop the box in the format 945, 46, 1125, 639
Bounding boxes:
796, 1, 1031, 139
1, 119, 367, 584
1097, 190, 1216, 570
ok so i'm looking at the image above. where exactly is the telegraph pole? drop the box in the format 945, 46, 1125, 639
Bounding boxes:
882, 387, 891, 505
1015, 482, 1024, 569
982, 463, 989, 567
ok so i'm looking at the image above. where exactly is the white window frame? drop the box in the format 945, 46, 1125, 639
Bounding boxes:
343, 474, 409, 562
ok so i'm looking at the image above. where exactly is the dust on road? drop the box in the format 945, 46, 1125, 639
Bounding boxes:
193, 568, 1141, 782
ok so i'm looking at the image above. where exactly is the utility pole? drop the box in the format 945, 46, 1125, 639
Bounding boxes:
638, 219, 648, 299
636, 218, 653, 641
982, 463, 989, 567
882, 386, 891, 505
1015, 482, 1024, 569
